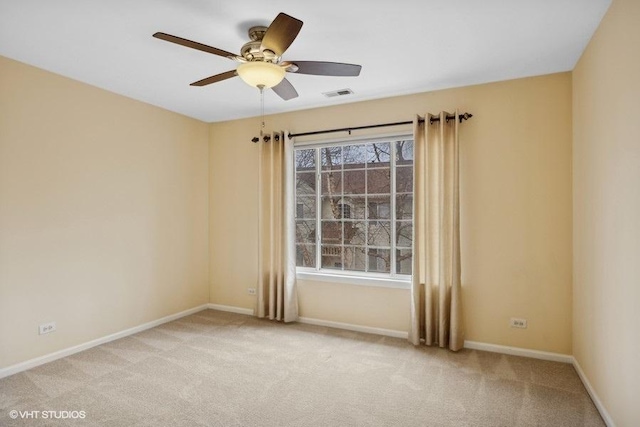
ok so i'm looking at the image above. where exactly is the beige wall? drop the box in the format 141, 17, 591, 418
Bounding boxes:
0, 48, 578, 371
0, 56, 210, 369
573, 0, 640, 425
210, 72, 573, 354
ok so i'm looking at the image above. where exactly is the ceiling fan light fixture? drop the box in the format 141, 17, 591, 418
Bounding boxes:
237, 61, 285, 89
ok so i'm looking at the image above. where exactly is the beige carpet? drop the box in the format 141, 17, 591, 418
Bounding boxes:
1, 309, 604, 426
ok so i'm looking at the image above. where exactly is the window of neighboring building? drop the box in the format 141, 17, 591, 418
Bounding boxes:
294, 136, 414, 281
337, 203, 351, 219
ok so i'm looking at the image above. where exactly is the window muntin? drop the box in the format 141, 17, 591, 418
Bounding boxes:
295, 138, 413, 278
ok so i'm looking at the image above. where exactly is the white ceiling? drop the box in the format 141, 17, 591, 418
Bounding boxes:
0, 0, 611, 123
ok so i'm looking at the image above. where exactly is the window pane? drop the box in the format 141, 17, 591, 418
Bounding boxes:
396, 221, 412, 247
296, 172, 316, 194
396, 166, 413, 193
322, 199, 364, 219
344, 196, 366, 219
295, 220, 316, 244
396, 249, 412, 274
344, 246, 366, 271
321, 172, 342, 195
321, 197, 342, 219
368, 221, 391, 246
321, 221, 342, 245
368, 248, 390, 273
343, 170, 366, 194
344, 220, 366, 245
396, 194, 413, 219
295, 149, 315, 171
367, 168, 390, 194
296, 196, 316, 219
367, 196, 391, 219
321, 147, 342, 170
343, 145, 366, 169
366, 142, 390, 167
396, 140, 414, 164
296, 244, 316, 268
321, 246, 342, 270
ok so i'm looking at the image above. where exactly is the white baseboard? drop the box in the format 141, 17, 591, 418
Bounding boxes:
297, 316, 409, 339
572, 357, 616, 427
463, 340, 574, 363
0, 304, 209, 380
0, 302, 615, 427
461, 341, 613, 425
462, 341, 615, 425
207, 303, 254, 316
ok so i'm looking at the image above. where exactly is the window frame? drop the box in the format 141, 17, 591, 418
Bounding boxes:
294, 133, 413, 289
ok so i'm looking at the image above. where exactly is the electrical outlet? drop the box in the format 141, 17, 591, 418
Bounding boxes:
39, 322, 56, 335
247, 288, 256, 295
510, 318, 527, 329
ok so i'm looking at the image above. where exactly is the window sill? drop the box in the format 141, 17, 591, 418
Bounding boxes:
296, 270, 411, 289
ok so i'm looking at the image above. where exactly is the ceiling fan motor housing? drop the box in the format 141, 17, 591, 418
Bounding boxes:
242, 26, 279, 63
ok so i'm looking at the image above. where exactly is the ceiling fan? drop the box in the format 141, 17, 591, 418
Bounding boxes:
153, 12, 362, 101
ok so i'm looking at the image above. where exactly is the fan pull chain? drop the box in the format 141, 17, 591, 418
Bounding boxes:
259, 85, 265, 138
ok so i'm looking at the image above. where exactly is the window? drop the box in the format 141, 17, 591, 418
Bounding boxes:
294, 137, 414, 280
337, 203, 351, 219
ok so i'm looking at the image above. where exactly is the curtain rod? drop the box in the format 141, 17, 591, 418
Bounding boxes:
251, 112, 472, 143
289, 112, 472, 139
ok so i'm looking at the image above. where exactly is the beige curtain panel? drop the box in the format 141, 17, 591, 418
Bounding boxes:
410, 112, 464, 351
257, 131, 298, 322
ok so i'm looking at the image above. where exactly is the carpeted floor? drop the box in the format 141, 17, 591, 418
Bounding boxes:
1, 309, 604, 426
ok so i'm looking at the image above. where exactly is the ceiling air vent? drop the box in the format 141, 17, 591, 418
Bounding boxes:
323, 88, 354, 98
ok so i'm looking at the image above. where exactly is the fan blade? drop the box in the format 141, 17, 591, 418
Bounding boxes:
287, 61, 362, 76
261, 13, 303, 57
272, 78, 298, 101
153, 32, 237, 59
190, 70, 238, 87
